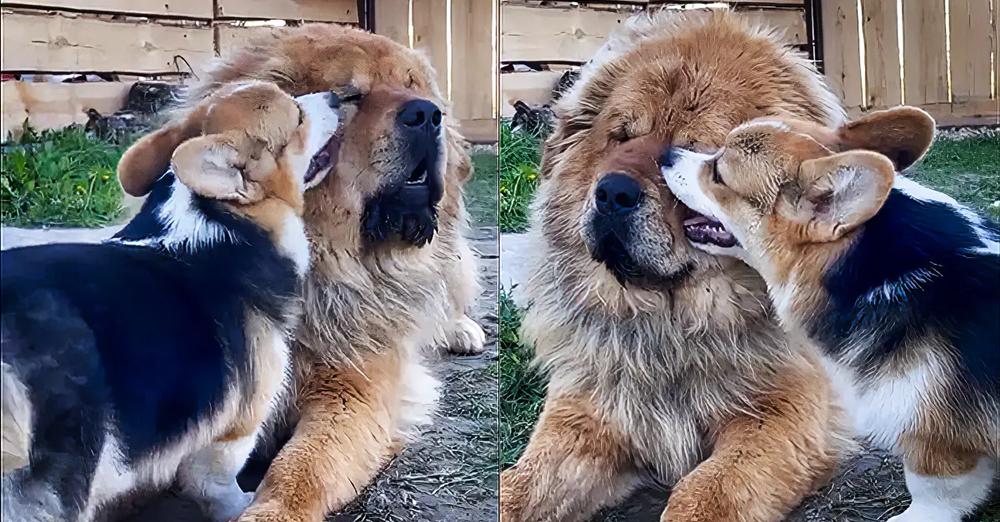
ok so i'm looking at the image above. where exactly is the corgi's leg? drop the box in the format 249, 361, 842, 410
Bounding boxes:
237, 352, 404, 522
177, 435, 257, 522
499, 394, 638, 522
889, 451, 995, 522
663, 358, 847, 522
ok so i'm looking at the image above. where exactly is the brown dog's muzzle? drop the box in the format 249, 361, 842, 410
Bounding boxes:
361, 94, 444, 248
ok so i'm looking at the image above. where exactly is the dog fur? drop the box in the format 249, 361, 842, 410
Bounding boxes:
661, 107, 999, 521
114, 24, 484, 522
499, 11, 854, 522
1, 82, 341, 522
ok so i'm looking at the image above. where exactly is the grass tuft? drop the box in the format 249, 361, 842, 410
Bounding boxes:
499, 120, 544, 233
908, 133, 1000, 219
1, 126, 127, 228
498, 290, 547, 469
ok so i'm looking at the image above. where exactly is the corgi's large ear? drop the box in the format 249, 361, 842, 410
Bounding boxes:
170, 133, 273, 204
117, 105, 208, 197
778, 150, 896, 242
836, 106, 935, 171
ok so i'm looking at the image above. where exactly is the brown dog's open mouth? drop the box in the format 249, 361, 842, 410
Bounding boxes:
683, 208, 739, 248
304, 135, 341, 184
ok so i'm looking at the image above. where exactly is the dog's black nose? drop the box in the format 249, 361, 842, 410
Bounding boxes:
595, 173, 642, 215
397, 99, 442, 132
659, 147, 678, 168
326, 91, 341, 109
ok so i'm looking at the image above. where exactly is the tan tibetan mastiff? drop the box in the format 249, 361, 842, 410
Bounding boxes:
500, 11, 854, 522
118, 24, 485, 522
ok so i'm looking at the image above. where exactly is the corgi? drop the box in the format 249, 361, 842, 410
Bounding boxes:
659, 106, 999, 521
1, 81, 343, 522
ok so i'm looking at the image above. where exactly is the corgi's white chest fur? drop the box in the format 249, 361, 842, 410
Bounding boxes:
820, 356, 933, 450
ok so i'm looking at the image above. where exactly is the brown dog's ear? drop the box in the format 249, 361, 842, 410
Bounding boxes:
836, 106, 935, 171
778, 150, 896, 242
170, 133, 269, 204
117, 105, 208, 196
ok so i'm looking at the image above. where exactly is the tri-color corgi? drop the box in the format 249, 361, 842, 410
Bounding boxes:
659, 107, 998, 521
1, 81, 343, 522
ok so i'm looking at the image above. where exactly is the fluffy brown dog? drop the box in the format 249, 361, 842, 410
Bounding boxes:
500, 11, 854, 522
117, 24, 485, 522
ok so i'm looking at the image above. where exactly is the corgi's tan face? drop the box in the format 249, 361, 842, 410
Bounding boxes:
118, 80, 344, 212
661, 106, 935, 284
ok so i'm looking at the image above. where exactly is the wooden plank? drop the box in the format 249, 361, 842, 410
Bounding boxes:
501, 4, 629, 63
459, 118, 497, 143
901, 0, 948, 105
948, 0, 992, 103
918, 100, 1000, 126
412, 0, 448, 93
214, 0, 357, 23
1, 81, 133, 139
739, 8, 808, 46
1, 12, 214, 75
452, 0, 494, 120
821, 0, 863, 110
374, 0, 410, 46
500, 71, 561, 116
861, 0, 901, 109
0, 0, 211, 18
214, 24, 281, 58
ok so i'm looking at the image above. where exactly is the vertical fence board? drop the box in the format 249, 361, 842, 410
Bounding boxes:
375, 0, 410, 46
861, 0, 901, 109
949, 0, 992, 103
452, 0, 494, 120
412, 0, 448, 92
821, 0, 863, 111
902, 0, 949, 105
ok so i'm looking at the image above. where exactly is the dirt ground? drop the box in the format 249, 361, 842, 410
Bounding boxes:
598, 444, 1000, 522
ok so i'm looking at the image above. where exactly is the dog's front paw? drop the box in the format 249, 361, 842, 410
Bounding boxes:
446, 315, 486, 355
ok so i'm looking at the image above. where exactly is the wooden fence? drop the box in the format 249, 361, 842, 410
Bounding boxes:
0, 0, 498, 141
501, 0, 999, 127
823, 0, 998, 126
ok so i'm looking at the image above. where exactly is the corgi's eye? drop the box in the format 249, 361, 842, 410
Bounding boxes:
336, 86, 364, 104
711, 161, 726, 186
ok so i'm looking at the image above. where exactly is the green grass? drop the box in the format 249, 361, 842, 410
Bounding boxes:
499, 120, 544, 233
498, 290, 547, 469
467, 152, 498, 226
908, 133, 1000, 219
1, 126, 126, 228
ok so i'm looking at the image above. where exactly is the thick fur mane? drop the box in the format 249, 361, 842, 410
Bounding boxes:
521, 9, 842, 481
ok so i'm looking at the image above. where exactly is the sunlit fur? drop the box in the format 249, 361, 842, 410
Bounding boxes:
500, 10, 852, 522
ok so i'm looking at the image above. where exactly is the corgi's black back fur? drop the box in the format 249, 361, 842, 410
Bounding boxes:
1, 173, 299, 518
814, 189, 1000, 395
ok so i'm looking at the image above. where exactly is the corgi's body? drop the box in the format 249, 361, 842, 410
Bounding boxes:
1, 82, 343, 522
660, 107, 999, 521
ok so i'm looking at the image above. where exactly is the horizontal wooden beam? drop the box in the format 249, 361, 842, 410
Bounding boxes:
0, 0, 211, 18
1, 11, 214, 75
214, 0, 358, 23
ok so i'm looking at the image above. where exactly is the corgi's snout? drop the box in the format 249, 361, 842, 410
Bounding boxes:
295, 91, 344, 189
